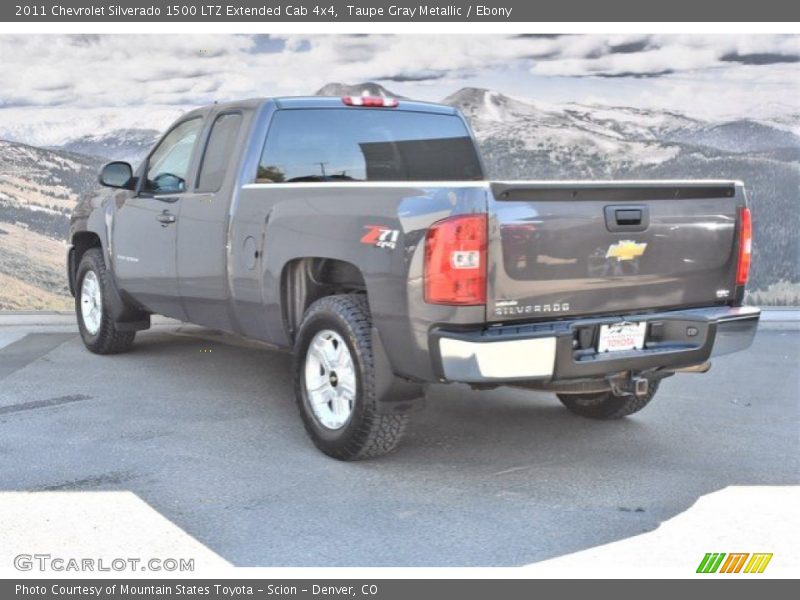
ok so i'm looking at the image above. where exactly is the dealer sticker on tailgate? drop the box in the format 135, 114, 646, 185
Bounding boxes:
597, 321, 647, 353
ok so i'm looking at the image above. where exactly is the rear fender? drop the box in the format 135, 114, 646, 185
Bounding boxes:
256, 184, 489, 383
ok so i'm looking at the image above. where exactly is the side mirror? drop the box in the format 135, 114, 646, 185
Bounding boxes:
99, 161, 134, 189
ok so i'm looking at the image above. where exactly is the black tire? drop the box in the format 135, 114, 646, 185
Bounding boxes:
557, 380, 660, 420
293, 294, 409, 460
75, 248, 136, 355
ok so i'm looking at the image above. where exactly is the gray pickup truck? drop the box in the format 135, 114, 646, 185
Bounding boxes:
68, 95, 760, 460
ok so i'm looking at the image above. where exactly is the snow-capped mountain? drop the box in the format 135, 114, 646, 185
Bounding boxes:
443, 87, 681, 177
665, 120, 800, 154
444, 87, 702, 138
443, 87, 543, 122
442, 87, 800, 177
0, 105, 183, 166
315, 82, 409, 99
54, 128, 162, 166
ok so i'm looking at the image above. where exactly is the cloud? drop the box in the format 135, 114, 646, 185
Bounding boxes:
529, 34, 800, 78
721, 51, 800, 65
0, 35, 258, 108
608, 39, 653, 54
512, 34, 564, 39
0, 34, 795, 109
378, 72, 448, 82
594, 70, 674, 79
0, 33, 796, 143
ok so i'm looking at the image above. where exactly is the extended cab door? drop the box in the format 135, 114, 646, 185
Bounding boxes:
112, 117, 204, 319
176, 111, 246, 330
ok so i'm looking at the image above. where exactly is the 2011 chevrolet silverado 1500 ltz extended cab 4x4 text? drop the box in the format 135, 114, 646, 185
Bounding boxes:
67, 95, 760, 460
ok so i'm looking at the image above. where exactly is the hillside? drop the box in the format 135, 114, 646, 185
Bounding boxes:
0, 141, 103, 309
0, 222, 72, 310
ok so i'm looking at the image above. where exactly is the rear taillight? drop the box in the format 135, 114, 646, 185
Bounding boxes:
424, 214, 487, 305
342, 96, 399, 108
736, 206, 752, 286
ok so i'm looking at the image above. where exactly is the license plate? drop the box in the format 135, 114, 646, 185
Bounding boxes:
597, 321, 647, 353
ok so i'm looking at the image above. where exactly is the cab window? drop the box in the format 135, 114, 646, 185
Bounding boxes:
197, 113, 242, 193
144, 118, 203, 194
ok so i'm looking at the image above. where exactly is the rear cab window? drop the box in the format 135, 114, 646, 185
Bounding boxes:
197, 112, 243, 192
256, 108, 484, 183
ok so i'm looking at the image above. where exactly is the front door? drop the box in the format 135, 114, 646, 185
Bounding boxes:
113, 117, 204, 319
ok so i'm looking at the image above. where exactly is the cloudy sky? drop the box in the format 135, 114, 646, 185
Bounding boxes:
0, 34, 798, 145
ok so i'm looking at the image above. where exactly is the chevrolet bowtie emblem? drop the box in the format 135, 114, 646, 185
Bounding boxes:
606, 240, 647, 262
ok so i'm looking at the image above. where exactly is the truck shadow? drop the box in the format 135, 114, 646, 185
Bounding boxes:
0, 327, 796, 567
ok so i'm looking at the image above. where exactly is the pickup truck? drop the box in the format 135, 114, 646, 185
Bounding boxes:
67, 95, 760, 460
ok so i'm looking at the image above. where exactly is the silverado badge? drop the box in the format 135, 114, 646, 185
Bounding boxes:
606, 240, 647, 262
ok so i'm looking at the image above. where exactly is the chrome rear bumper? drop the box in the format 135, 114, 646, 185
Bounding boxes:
434, 306, 760, 383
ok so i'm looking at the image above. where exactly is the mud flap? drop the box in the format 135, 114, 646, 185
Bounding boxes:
371, 326, 425, 415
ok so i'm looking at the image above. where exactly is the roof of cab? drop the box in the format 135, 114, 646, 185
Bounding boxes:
180, 97, 264, 119
180, 96, 457, 119
273, 96, 457, 114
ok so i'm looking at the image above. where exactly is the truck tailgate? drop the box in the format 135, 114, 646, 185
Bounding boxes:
487, 181, 745, 322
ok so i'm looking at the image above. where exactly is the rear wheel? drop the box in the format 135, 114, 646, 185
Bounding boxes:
557, 380, 659, 420
75, 248, 136, 354
293, 294, 408, 460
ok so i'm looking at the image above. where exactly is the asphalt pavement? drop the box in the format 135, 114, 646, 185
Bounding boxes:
0, 314, 797, 569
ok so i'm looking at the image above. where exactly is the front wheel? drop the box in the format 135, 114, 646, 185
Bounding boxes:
293, 294, 408, 460
557, 380, 660, 420
75, 248, 136, 354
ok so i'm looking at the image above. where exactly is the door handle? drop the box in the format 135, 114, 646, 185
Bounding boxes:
157, 210, 176, 226
615, 209, 642, 225
604, 205, 648, 232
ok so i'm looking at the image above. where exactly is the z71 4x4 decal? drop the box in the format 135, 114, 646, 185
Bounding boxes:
360, 225, 400, 250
